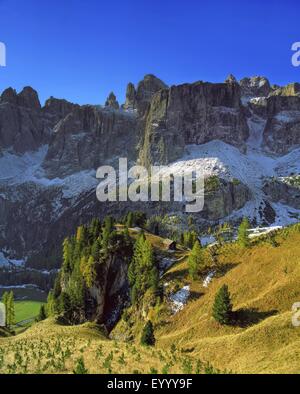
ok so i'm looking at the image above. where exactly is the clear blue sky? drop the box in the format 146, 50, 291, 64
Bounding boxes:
0, 0, 299, 105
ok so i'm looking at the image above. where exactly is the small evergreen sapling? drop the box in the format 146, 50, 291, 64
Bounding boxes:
212, 284, 232, 325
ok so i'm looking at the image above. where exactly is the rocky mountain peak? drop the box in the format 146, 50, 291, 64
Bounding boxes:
17, 86, 41, 109
105, 91, 119, 109
0, 86, 41, 109
225, 74, 238, 84
135, 74, 168, 114
270, 82, 300, 97
240, 76, 271, 97
123, 82, 137, 110
0, 87, 18, 104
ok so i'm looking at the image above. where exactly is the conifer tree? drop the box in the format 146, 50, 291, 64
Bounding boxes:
126, 212, 134, 228
212, 284, 232, 325
46, 290, 56, 316
128, 233, 158, 304
60, 292, 72, 320
80, 255, 97, 288
6, 291, 15, 328
37, 304, 47, 321
62, 237, 72, 272
237, 217, 250, 248
141, 320, 155, 346
188, 240, 205, 280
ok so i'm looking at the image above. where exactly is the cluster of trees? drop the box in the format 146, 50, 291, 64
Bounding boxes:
181, 230, 198, 249
128, 233, 159, 305
121, 211, 147, 229
1, 291, 15, 328
47, 216, 132, 323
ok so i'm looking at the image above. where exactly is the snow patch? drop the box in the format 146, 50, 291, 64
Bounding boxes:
203, 271, 216, 288
0, 252, 25, 268
170, 285, 190, 314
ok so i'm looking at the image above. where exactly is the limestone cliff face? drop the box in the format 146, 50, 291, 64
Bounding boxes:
263, 177, 300, 209
201, 179, 251, 221
59, 234, 132, 327
1, 75, 300, 277
263, 96, 300, 154
43, 105, 138, 178
139, 81, 249, 166
0, 87, 52, 153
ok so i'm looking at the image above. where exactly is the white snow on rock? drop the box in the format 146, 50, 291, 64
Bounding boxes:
0, 145, 98, 199
248, 226, 282, 239
200, 235, 216, 247
170, 285, 190, 314
158, 107, 300, 225
203, 271, 216, 287
275, 111, 300, 123
0, 252, 25, 268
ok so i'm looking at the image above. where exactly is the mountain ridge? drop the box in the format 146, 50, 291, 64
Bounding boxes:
0, 74, 300, 274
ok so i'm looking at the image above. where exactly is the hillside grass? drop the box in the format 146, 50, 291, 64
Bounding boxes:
0, 319, 213, 374
155, 226, 300, 373
1, 225, 300, 373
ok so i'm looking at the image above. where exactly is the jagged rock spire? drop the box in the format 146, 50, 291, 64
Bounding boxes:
123, 82, 137, 110
225, 74, 238, 84
105, 91, 119, 109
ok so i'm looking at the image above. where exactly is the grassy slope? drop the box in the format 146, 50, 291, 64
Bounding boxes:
156, 227, 300, 373
1, 226, 300, 373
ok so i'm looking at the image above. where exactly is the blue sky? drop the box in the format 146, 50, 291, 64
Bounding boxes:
0, 0, 299, 105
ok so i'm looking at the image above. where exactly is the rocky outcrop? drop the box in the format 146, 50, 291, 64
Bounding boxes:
240, 76, 271, 98
135, 74, 168, 115
263, 96, 300, 154
42, 105, 138, 178
263, 177, 300, 209
43, 97, 79, 121
270, 83, 300, 97
1, 74, 300, 281
201, 178, 251, 221
105, 92, 119, 109
0, 87, 52, 153
123, 83, 137, 110
139, 81, 249, 166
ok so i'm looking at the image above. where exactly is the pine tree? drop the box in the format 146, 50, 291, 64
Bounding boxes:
126, 212, 134, 228
104, 216, 114, 233
37, 304, 47, 321
46, 290, 56, 316
237, 217, 250, 248
188, 240, 205, 280
91, 239, 101, 261
141, 320, 155, 346
89, 218, 101, 241
62, 237, 72, 272
212, 284, 232, 325
6, 291, 15, 328
128, 234, 158, 304
60, 292, 72, 320
80, 255, 97, 288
